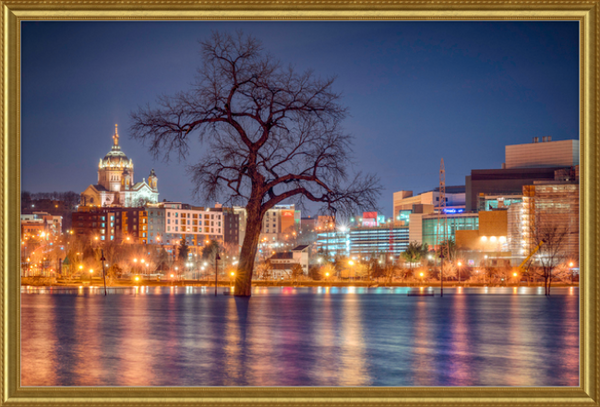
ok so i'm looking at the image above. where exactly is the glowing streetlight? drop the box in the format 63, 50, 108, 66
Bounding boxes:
348, 260, 355, 266
569, 262, 574, 267
231, 272, 235, 276
133, 258, 138, 263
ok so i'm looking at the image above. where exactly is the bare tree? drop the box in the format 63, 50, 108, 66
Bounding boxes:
290, 263, 304, 283
529, 224, 572, 296
130, 32, 381, 296
255, 259, 273, 281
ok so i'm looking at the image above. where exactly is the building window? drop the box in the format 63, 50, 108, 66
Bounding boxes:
175, 227, 178, 231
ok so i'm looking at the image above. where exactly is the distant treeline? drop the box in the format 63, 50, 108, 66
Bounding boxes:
22, 191, 80, 206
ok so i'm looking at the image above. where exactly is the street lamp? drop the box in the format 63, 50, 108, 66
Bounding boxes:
569, 261, 575, 285
457, 261, 462, 284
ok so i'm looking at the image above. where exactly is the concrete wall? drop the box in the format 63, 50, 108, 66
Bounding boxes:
478, 210, 508, 237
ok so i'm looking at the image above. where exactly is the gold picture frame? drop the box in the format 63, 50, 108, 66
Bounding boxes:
2, 2, 597, 405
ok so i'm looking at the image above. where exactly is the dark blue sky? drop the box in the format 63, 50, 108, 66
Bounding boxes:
21, 21, 579, 216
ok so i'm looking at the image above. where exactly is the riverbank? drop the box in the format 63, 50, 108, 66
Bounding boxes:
21, 277, 579, 289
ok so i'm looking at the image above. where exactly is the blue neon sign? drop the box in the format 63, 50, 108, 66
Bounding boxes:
443, 208, 464, 214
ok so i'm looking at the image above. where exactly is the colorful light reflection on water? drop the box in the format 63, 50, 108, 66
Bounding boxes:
21, 286, 578, 386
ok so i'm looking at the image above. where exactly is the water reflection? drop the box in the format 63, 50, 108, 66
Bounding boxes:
21, 287, 579, 387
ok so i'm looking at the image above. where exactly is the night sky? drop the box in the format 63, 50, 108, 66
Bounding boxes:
21, 21, 579, 217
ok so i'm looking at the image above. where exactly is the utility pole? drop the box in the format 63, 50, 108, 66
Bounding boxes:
440, 253, 444, 297
437, 158, 447, 298
100, 250, 107, 296
214, 252, 221, 296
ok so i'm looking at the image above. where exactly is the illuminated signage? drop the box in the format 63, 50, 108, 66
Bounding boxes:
443, 208, 464, 214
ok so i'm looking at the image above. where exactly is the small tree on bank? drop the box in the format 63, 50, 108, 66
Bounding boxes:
130, 32, 380, 296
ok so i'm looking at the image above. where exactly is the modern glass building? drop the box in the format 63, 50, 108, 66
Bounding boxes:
349, 226, 409, 257
422, 213, 479, 247
317, 226, 410, 259
316, 231, 350, 258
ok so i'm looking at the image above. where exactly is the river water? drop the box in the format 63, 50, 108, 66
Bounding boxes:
21, 286, 579, 387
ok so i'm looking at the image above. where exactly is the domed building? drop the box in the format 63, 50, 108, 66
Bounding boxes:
80, 125, 159, 207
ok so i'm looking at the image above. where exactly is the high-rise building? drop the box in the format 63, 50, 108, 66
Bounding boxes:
466, 138, 578, 212
145, 202, 239, 248
505, 138, 579, 169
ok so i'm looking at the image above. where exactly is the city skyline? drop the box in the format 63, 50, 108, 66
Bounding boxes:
22, 21, 579, 216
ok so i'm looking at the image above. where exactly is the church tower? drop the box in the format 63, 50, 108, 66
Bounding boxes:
98, 124, 133, 192
148, 169, 158, 191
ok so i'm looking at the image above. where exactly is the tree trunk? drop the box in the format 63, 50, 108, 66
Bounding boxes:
234, 204, 263, 297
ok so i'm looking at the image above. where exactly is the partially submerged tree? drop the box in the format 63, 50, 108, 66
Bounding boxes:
529, 224, 572, 295
131, 32, 380, 296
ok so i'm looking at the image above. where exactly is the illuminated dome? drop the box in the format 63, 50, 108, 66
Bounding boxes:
98, 125, 133, 169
